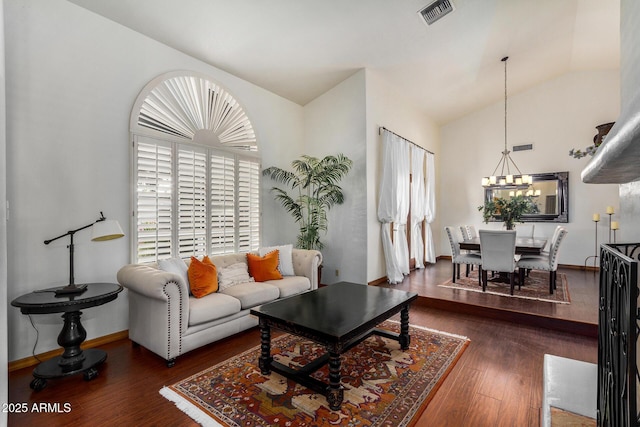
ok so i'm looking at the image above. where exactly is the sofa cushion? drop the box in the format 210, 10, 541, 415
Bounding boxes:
265, 276, 311, 298
247, 251, 283, 282
219, 281, 280, 309
208, 253, 247, 269
188, 292, 242, 326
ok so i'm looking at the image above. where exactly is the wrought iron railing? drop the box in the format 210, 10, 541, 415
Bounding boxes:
598, 243, 640, 426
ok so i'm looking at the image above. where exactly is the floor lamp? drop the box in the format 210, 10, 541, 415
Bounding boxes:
606, 206, 614, 243
584, 213, 600, 271
44, 212, 124, 295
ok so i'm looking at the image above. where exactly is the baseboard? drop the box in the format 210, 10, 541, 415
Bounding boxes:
560, 263, 599, 272
8, 330, 129, 372
368, 276, 388, 286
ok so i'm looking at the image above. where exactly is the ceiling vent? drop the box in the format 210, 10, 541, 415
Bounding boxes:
418, 0, 455, 25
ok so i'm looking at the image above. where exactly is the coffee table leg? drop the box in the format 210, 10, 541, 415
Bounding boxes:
326, 350, 344, 411
258, 318, 272, 375
399, 305, 411, 350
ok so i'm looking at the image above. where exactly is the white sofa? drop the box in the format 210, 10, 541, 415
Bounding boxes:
117, 249, 322, 366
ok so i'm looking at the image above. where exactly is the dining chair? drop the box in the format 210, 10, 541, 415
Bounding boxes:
479, 229, 517, 295
459, 225, 480, 269
517, 227, 568, 294
445, 226, 482, 284
459, 225, 470, 241
465, 225, 478, 239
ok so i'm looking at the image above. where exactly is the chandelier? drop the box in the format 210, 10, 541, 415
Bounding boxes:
481, 56, 531, 189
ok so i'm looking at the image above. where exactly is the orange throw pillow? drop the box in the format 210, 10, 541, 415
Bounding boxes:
188, 256, 218, 298
247, 250, 283, 282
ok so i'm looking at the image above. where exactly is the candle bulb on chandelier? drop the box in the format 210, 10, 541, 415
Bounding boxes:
593, 213, 600, 222
606, 206, 614, 214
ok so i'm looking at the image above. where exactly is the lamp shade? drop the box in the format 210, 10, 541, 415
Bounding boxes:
91, 220, 124, 241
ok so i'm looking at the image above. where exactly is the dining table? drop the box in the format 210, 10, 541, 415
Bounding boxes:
459, 236, 548, 255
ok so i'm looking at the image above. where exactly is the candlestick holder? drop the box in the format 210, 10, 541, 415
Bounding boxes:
584, 217, 600, 271
611, 221, 620, 244
607, 212, 613, 243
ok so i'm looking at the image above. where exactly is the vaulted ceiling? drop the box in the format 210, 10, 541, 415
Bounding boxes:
68, 0, 620, 124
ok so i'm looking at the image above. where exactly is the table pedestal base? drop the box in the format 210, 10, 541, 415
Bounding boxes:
30, 349, 107, 391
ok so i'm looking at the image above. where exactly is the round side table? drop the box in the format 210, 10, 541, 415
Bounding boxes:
11, 282, 123, 391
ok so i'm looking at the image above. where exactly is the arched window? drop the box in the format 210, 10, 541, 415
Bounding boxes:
130, 71, 260, 263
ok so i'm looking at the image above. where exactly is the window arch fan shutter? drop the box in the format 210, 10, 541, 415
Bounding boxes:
131, 71, 257, 151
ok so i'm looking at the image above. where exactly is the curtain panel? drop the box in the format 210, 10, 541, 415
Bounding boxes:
377, 131, 410, 284
411, 147, 426, 269
424, 152, 436, 263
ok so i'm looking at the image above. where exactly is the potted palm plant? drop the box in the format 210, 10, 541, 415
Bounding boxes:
263, 154, 353, 250
478, 195, 537, 230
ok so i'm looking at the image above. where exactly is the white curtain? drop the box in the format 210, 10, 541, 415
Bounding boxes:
424, 152, 436, 263
378, 131, 410, 284
410, 147, 426, 269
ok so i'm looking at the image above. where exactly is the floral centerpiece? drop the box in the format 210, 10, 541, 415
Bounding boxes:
478, 195, 538, 230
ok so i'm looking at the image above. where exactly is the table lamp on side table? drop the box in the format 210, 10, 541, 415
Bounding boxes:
44, 211, 124, 296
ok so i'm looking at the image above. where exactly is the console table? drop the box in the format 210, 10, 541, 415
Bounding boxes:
11, 282, 123, 391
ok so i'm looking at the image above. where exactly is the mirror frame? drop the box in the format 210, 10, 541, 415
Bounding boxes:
483, 171, 569, 223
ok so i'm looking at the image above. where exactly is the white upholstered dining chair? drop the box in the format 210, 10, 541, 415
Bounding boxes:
517, 226, 568, 294
479, 229, 517, 295
459, 225, 481, 267
445, 226, 481, 284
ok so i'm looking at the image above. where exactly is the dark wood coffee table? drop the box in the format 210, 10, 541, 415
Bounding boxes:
250, 281, 418, 410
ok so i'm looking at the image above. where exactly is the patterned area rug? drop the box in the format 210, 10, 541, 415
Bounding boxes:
439, 268, 570, 304
160, 321, 469, 427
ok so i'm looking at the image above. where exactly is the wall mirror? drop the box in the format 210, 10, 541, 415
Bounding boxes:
483, 171, 569, 222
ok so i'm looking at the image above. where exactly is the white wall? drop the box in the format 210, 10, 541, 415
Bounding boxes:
0, 0, 8, 423
5, 0, 303, 361
302, 70, 367, 285
440, 70, 620, 266
365, 69, 440, 283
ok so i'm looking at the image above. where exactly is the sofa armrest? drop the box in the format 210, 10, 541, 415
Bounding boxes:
291, 249, 323, 290
117, 264, 190, 362
117, 264, 189, 301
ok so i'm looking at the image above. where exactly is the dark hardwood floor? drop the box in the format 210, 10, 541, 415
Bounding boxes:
8, 260, 598, 426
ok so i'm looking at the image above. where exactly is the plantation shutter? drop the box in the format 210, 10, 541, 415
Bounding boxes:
135, 138, 173, 263
178, 147, 208, 258
131, 72, 260, 262
238, 157, 261, 252
210, 152, 236, 255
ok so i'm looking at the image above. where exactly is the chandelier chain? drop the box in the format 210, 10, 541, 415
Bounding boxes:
484, 55, 528, 186
504, 56, 508, 153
